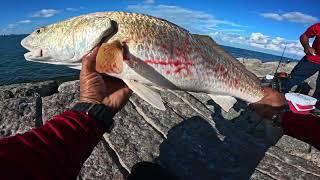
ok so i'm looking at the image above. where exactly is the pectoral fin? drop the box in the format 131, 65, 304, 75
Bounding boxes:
123, 79, 166, 111
96, 40, 124, 74
208, 94, 237, 112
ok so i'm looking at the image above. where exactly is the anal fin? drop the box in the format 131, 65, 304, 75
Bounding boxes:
123, 79, 166, 111
208, 94, 237, 112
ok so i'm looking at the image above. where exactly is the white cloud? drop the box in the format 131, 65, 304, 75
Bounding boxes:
66, 7, 85, 11
210, 32, 247, 44
1, 22, 28, 35
126, 3, 304, 58
2, 6, 87, 35
282, 12, 317, 23
249, 32, 268, 44
1, 19, 31, 34
261, 12, 318, 24
237, 36, 245, 41
211, 31, 304, 58
7, 24, 17, 28
260, 13, 282, 21
208, 28, 245, 33
271, 37, 284, 45
143, 0, 155, 4
265, 43, 281, 51
17, 20, 31, 24
286, 42, 305, 57
250, 42, 265, 49
31, 9, 59, 18
127, 4, 246, 34
220, 29, 245, 32
66, 8, 77, 11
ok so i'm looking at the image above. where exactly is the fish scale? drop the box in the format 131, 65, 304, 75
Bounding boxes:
21, 11, 264, 110
103, 12, 263, 102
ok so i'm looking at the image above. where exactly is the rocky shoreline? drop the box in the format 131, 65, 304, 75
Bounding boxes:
1, 59, 320, 179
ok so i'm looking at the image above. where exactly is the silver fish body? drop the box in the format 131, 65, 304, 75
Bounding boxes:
21, 11, 264, 110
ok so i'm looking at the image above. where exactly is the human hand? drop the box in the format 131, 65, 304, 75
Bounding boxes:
80, 47, 132, 115
250, 88, 287, 119
304, 47, 316, 56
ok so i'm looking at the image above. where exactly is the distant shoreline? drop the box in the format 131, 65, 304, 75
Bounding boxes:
0, 75, 79, 87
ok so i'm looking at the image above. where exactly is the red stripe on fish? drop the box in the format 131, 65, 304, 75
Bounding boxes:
144, 59, 193, 76
144, 60, 192, 66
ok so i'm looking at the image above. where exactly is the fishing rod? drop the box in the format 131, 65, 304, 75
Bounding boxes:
274, 44, 287, 75
268, 44, 287, 91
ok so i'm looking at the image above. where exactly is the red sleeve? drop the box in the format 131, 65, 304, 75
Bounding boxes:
304, 23, 320, 38
0, 110, 106, 180
281, 112, 320, 150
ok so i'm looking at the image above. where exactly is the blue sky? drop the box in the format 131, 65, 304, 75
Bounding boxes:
1, 0, 319, 59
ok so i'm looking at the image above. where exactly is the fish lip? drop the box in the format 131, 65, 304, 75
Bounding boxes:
24, 52, 33, 61
24, 49, 43, 61
21, 36, 38, 60
21, 36, 40, 54
24, 51, 38, 61
21, 36, 33, 51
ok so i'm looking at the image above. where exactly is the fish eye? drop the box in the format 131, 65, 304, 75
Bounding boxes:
36, 27, 45, 34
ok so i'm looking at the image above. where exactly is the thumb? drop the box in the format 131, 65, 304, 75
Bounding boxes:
82, 47, 99, 73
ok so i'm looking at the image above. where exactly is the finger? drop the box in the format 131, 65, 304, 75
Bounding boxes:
117, 87, 133, 103
102, 74, 122, 82
82, 47, 100, 73
102, 86, 132, 109
103, 75, 129, 89
121, 86, 133, 96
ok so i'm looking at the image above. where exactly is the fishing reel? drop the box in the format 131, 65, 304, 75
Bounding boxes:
261, 72, 289, 92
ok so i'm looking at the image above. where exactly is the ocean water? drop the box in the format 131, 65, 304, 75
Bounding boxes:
222, 45, 297, 63
0, 34, 297, 85
0, 35, 79, 85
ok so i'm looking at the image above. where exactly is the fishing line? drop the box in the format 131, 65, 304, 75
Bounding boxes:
274, 44, 287, 75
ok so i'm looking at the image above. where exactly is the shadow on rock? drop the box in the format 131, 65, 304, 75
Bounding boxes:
155, 116, 237, 179
207, 98, 247, 113
154, 103, 280, 179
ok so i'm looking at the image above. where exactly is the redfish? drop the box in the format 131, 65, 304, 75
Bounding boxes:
21, 12, 264, 111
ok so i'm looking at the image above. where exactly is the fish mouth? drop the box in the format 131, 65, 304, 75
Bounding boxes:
24, 49, 44, 61
23, 48, 81, 68
21, 36, 33, 51
21, 36, 44, 61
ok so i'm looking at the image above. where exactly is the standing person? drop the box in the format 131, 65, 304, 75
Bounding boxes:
282, 23, 320, 100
